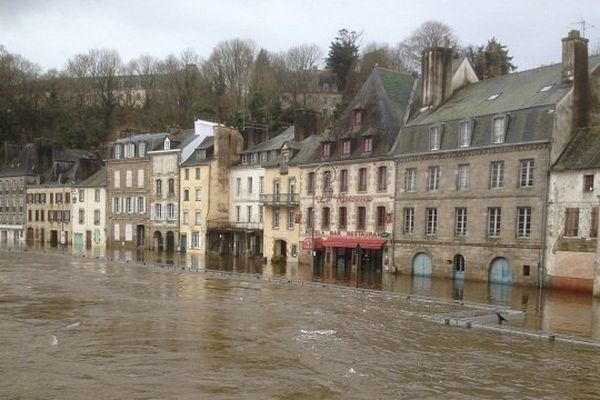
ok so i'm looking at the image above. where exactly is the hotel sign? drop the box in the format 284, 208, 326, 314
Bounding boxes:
315, 194, 374, 204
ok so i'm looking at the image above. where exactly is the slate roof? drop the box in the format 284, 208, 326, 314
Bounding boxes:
78, 167, 107, 187
262, 134, 322, 168
240, 126, 295, 154
116, 132, 168, 151
179, 136, 215, 167
305, 67, 416, 163
554, 126, 600, 171
393, 55, 600, 156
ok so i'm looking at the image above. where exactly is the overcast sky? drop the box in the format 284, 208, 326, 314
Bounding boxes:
1, 0, 598, 72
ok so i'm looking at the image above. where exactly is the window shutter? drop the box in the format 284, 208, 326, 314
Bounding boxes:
150, 203, 155, 220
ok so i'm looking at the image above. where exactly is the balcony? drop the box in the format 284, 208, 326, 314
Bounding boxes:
207, 220, 263, 231
259, 193, 299, 206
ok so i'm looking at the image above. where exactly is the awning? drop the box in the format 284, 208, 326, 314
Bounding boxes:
323, 236, 386, 250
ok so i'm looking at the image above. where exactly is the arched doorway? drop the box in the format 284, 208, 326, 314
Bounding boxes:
166, 231, 175, 252
412, 252, 432, 276
489, 257, 511, 284
453, 254, 465, 280
153, 231, 163, 251
274, 239, 287, 259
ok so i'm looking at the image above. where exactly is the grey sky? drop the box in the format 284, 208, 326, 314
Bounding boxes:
1, 0, 598, 72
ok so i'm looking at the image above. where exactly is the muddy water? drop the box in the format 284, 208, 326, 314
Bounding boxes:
1, 250, 600, 399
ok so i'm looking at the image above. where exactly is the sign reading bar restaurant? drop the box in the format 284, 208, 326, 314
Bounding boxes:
315, 194, 374, 204
310, 230, 383, 238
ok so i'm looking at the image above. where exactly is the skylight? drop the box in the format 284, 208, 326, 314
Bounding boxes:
487, 93, 502, 101
539, 84, 554, 93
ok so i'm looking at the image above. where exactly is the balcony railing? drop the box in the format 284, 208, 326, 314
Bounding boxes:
259, 193, 299, 206
207, 220, 263, 230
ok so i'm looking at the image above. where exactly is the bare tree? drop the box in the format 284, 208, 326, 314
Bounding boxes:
283, 44, 323, 107
399, 20, 459, 70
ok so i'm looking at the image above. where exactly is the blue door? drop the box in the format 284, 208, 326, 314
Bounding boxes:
489, 257, 511, 284
453, 254, 465, 280
413, 252, 432, 276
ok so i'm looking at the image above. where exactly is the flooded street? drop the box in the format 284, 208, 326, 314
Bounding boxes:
1, 249, 600, 399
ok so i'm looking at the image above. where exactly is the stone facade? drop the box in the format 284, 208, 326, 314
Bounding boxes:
72, 169, 107, 253
25, 185, 73, 245
0, 175, 28, 244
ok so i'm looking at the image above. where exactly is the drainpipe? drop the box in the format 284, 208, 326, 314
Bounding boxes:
539, 154, 552, 290
391, 157, 398, 274
206, 163, 212, 252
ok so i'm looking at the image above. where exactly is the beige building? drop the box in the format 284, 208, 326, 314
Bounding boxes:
72, 168, 107, 251
179, 126, 243, 255
26, 185, 73, 245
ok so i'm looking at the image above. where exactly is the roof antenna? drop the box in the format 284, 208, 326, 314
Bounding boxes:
572, 18, 595, 37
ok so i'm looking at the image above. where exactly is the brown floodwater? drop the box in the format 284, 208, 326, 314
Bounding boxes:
1, 248, 600, 399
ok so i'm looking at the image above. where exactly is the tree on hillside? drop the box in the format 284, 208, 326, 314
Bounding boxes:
326, 29, 361, 92
284, 44, 322, 108
399, 20, 459, 69
463, 38, 517, 80
249, 49, 283, 127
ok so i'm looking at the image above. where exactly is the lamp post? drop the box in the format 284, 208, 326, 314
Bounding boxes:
355, 244, 361, 288
311, 161, 336, 275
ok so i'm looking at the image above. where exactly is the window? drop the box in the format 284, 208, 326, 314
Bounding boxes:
426, 208, 437, 236
457, 164, 470, 190
183, 189, 189, 201
246, 205, 252, 222
339, 207, 347, 229
584, 175, 594, 192
126, 170, 132, 187
152, 203, 161, 220
113, 197, 121, 213
114, 223, 120, 241
353, 109, 363, 126
164, 137, 170, 150
357, 207, 366, 230
490, 161, 504, 188
138, 142, 146, 157
168, 179, 175, 195
430, 126, 441, 151
358, 168, 367, 191
492, 116, 506, 144
192, 232, 201, 248
321, 207, 330, 229
247, 177, 253, 194
236, 206, 240, 222
273, 209, 280, 229
458, 121, 472, 148
195, 168, 200, 179
307, 207, 314, 228
156, 179, 162, 196
591, 207, 598, 238
376, 206, 386, 230
517, 207, 532, 239
307, 172, 315, 194
236, 178, 241, 195
339, 169, 348, 192
520, 160, 534, 187
323, 171, 333, 193
114, 144, 122, 159
564, 208, 579, 237
362, 137, 373, 153
137, 169, 144, 187
137, 197, 145, 213
125, 224, 133, 241
488, 207, 502, 237
65, 193, 70, 204
322, 142, 332, 158
195, 211, 202, 225
126, 197, 132, 213
280, 152, 289, 173
377, 166, 387, 191
403, 208, 415, 235
95, 189, 100, 202
405, 168, 417, 192
341, 139, 351, 156
114, 171, 120, 188
94, 210, 100, 225
455, 207, 467, 236
427, 166, 440, 191
79, 189, 85, 202
259, 176, 264, 194
287, 210, 294, 229
184, 168, 189, 180
195, 188, 201, 201
259, 205, 264, 223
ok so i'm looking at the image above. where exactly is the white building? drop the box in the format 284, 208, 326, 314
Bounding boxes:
72, 168, 107, 253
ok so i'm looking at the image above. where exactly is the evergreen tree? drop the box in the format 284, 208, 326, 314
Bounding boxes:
325, 29, 361, 91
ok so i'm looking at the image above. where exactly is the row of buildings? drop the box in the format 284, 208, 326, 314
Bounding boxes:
1, 30, 600, 294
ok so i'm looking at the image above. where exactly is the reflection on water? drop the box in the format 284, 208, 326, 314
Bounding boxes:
4, 242, 600, 339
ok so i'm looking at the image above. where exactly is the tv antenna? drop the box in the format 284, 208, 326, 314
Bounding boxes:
572, 18, 595, 37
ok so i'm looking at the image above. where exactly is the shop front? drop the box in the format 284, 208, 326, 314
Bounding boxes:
322, 236, 386, 271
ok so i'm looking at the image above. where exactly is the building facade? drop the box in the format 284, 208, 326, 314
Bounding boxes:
72, 168, 107, 251
26, 185, 73, 245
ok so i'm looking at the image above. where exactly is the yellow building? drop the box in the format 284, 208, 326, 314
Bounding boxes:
262, 136, 320, 262
179, 126, 243, 254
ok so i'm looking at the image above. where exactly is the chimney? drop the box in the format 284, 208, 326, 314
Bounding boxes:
562, 30, 590, 128
420, 47, 453, 109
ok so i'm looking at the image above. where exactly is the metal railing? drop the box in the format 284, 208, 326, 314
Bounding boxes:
206, 220, 263, 230
259, 193, 299, 206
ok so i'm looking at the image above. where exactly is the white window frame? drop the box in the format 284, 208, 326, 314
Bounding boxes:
403, 207, 415, 235
517, 207, 531, 239
457, 164, 470, 190
427, 166, 440, 191
429, 125, 442, 151
405, 168, 417, 192
426, 208, 437, 236
458, 120, 472, 148
492, 116, 506, 144
490, 161, 504, 188
488, 207, 502, 237
519, 159, 534, 188
455, 207, 467, 236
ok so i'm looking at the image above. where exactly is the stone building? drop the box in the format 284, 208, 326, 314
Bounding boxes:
298, 67, 416, 270
280, 69, 342, 122
545, 127, 600, 292
106, 132, 166, 249
392, 31, 600, 286
180, 126, 243, 255
72, 168, 107, 252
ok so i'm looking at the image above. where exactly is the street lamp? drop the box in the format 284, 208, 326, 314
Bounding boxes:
311, 161, 336, 274
355, 243, 361, 288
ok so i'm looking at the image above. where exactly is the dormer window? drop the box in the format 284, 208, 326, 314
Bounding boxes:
322, 142, 332, 158
353, 109, 364, 126
164, 137, 171, 150
492, 116, 507, 144
429, 125, 442, 151
114, 144, 122, 159
458, 120, 472, 148
280, 151, 289, 174
362, 136, 373, 153
341, 139, 351, 156
138, 142, 146, 157
124, 143, 135, 158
